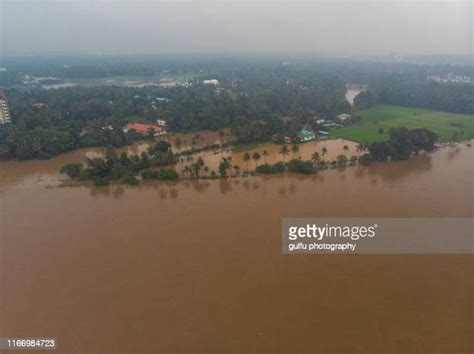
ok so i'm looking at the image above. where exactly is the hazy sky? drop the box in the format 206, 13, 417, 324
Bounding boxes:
1, 0, 472, 56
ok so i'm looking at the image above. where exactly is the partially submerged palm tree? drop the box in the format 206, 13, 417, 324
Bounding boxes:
243, 152, 251, 170
291, 144, 299, 158
321, 147, 328, 161
191, 157, 205, 178
252, 152, 261, 167
219, 157, 232, 177
279, 145, 290, 161
183, 165, 192, 177
233, 165, 240, 177
175, 137, 182, 151
262, 150, 269, 164
311, 152, 320, 166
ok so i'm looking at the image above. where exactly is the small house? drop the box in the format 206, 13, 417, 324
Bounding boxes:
337, 113, 351, 122
296, 129, 316, 142
123, 123, 167, 137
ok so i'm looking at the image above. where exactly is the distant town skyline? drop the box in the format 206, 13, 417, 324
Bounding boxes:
1, 1, 472, 56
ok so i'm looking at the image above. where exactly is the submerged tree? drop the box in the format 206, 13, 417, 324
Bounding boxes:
243, 152, 251, 171
291, 144, 299, 158
233, 165, 240, 177
311, 152, 320, 166
251, 152, 261, 167
219, 157, 232, 178
262, 150, 269, 163
321, 147, 328, 161
191, 157, 205, 178
175, 137, 182, 151
279, 145, 290, 161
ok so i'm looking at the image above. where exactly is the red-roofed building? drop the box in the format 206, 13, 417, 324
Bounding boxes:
123, 123, 167, 136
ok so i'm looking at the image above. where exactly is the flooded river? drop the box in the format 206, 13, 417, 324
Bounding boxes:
0, 140, 473, 353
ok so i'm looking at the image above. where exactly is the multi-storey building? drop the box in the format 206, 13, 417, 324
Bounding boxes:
0, 88, 12, 124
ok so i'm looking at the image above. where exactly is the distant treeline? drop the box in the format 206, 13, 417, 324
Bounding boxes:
1, 57, 472, 159
0, 66, 350, 159
376, 84, 474, 114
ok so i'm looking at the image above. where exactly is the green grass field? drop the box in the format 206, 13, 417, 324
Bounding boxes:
330, 105, 474, 143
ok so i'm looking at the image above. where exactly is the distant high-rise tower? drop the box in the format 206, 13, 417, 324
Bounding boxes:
0, 87, 12, 124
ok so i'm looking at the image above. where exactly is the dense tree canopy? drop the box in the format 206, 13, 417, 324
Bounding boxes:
1, 56, 471, 159
368, 127, 438, 161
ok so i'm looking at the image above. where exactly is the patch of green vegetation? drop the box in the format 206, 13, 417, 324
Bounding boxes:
287, 159, 315, 174
330, 105, 474, 143
123, 115, 156, 124
255, 162, 286, 174
141, 168, 179, 181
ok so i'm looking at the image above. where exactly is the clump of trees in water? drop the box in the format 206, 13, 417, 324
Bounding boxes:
141, 168, 179, 181
368, 127, 438, 161
60, 127, 439, 186
178, 127, 439, 180
209, 127, 438, 177
60, 141, 178, 186
255, 162, 286, 174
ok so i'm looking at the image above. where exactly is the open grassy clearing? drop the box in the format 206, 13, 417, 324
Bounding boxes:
330, 105, 474, 143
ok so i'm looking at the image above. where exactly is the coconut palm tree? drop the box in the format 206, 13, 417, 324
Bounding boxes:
252, 152, 261, 167
203, 166, 210, 177
219, 157, 232, 177
175, 137, 182, 152
262, 150, 269, 164
233, 165, 240, 177
279, 145, 290, 161
291, 144, 299, 158
343, 145, 349, 155
243, 152, 251, 171
183, 165, 192, 178
322, 147, 328, 161
311, 152, 320, 166
191, 157, 205, 178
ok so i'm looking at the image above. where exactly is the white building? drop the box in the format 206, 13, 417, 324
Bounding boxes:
0, 100, 12, 124
156, 119, 167, 127
203, 79, 219, 86
337, 113, 351, 122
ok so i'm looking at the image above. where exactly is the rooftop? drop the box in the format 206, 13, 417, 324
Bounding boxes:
125, 123, 165, 134
297, 129, 314, 136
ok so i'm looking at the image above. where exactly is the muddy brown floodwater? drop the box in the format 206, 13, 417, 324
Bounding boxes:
0, 139, 473, 353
